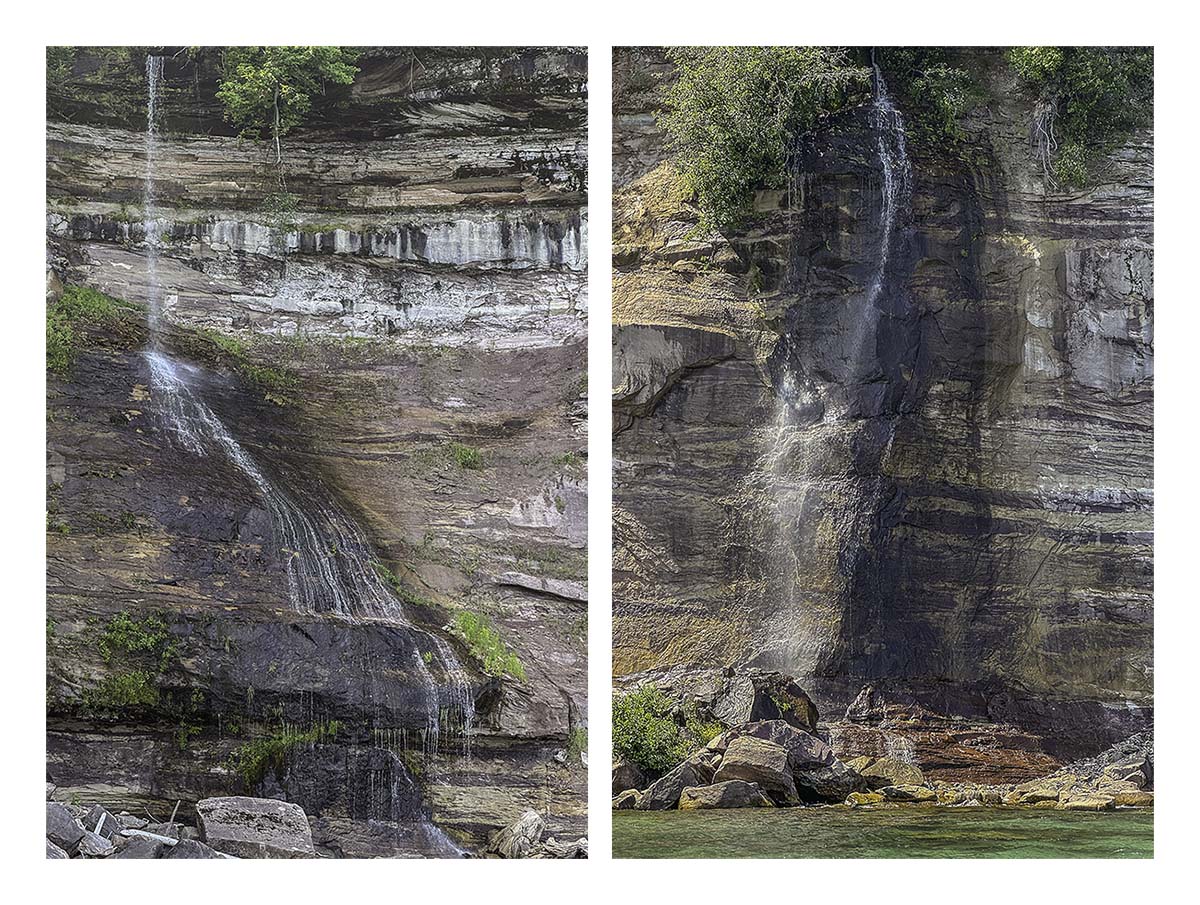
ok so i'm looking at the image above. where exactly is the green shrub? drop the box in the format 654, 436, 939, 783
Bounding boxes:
566, 726, 588, 763
449, 442, 483, 470
661, 46, 869, 233
876, 48, 978, 141
612, 685, 723, 775
228, 720, 341, 787
1008, 46, 1152, 187
84, 670, 159, 710
98, 612, 177, 673
452, 610, 526, 681
46, 284, 139, 375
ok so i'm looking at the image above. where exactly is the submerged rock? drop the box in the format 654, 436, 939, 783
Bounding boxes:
197, 796, 315, 859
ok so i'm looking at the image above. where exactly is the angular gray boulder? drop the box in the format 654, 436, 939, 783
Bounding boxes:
46, 839, 70, 859
639, 761, 710, 810
712, 736, 797, 803
165, 839, 229, 859
46, 802, 84, 856
197, 796, 315, 859
726, 720, 835, 771
679, 780, 774, 810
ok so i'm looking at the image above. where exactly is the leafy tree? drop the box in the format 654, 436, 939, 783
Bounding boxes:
216, 47, 359, 179
661, 47, 869, 233
1008, 47, 1152, 188
876, 48, 978, 141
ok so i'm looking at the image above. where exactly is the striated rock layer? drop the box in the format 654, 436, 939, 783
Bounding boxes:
612, 48, 1151, 779
47, 46, 587, 855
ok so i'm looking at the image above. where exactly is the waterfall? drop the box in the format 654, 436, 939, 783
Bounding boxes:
737, 51, 914, 676
136, 55, 473, 761
143, 55, 164, 339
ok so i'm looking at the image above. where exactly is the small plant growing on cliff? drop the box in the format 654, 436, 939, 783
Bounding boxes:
98, 612, 177, 673
449, 442, 483, 470
228, 720, 342, 787
46, 284, 140, 376
1008, 46, 1152, 189
661, 47, 869, 233
452, 610, 526, 681
217, 47, 359, 185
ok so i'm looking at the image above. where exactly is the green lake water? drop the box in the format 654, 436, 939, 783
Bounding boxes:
614, 806, 1153, 858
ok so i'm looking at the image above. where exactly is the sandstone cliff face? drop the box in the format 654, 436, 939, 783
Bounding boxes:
47, 47, 586, 854
612, 48, 1151, 778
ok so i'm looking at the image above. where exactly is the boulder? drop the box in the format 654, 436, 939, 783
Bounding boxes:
46, 783, 56, 801
880, 785, 936, 803
612, 789, 643, 810
795, 759, 866, 803
46, 839, 70, 859
612, 757, 647, 795
197, 796, 315, 859
539, 836, 588, 858
846, 791, 885, 806
1060, 796, 1116, 811
46, 802, 84, 856
78, 830, 115, 858
712, 736, 797, 803
640, 761, 710, 810
165, 839, 229, 859
679, 780, 773, 810
84, 804, 121, 840
111, 835, 167, 858
857, 756, 925, 789
1112, 790, 1154, 807
729, 720, 834, 771
487, 810, 545, 859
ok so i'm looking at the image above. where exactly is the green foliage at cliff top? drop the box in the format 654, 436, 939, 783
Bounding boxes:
216, 47, 359, 144
47, 284, 140, 376
1008, 47, 1152, 187
452, 610, 526, 681
661, 47, 869, 234
612, 684, 723, 775
875, 48, 979, 142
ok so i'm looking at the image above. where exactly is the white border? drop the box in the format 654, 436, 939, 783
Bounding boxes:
1, 0, 1195, 895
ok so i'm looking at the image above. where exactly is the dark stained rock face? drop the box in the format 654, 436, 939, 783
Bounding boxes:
612, 47, 1152, 779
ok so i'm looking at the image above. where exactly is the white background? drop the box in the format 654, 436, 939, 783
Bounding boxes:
2, 2, 1194, 895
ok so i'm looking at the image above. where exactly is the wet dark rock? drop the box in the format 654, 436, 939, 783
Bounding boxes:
612, 757, 647, 795
794, 760, 866, 803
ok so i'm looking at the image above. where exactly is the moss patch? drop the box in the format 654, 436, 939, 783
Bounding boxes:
47, 284, 142, 376
451, 610, 526, 681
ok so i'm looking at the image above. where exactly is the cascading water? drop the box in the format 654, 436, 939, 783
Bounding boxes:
736, 51, 914, 676
136, 56, 474, 845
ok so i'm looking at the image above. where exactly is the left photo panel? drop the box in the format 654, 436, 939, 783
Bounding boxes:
45, 46, 588, 859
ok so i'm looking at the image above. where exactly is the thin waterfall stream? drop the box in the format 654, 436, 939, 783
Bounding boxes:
138, 56, 473, 847
737, 51, 914, 675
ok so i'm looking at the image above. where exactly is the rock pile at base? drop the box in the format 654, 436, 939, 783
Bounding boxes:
486, 810, 588, 858
43, 787, 329, 859
613, 682, 1155, 814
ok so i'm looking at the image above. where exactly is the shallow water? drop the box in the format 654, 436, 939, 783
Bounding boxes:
613, 806, 1153, 858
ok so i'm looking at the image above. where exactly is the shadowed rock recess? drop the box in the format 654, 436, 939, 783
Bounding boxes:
46, 46, 587, 858
612, 48, 1151, 785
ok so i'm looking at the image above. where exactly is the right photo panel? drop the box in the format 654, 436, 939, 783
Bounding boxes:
611, 47, 1153, 858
